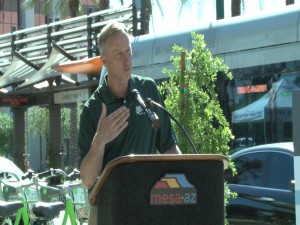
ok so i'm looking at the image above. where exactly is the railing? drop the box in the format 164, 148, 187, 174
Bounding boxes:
0, 4, 144, 76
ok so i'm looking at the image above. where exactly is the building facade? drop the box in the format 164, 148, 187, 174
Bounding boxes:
0, 0, 99, 34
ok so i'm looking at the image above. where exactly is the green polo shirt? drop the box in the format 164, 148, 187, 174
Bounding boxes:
78, 74, 178, 172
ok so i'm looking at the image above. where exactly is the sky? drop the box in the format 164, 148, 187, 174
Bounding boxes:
112, 0, 300, 33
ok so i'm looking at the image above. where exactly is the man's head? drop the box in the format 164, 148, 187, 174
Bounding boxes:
98, 22, 132, 82
98, 22, 129, 55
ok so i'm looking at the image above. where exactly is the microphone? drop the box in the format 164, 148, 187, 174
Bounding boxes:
131, 89, 160, 128
146, 98, 198, 154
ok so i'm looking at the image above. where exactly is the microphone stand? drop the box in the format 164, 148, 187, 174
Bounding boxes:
146, 98, 198, 154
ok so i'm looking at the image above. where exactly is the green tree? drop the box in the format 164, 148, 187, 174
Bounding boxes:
26, 106, 49, 168
159, 32, 235, 223
0, 112, 13, 157
160, 32, 233, 155
26, 105, 82, 169
26, 106, 49, 138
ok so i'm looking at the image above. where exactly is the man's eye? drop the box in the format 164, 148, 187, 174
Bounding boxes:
117, 52, 123, 57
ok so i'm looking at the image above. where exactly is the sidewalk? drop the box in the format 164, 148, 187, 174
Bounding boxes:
53, 211, 88, 225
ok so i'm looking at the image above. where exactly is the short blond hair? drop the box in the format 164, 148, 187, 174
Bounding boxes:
97, 22, 129, 55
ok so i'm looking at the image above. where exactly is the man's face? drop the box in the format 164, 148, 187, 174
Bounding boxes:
101, 31, 132, 82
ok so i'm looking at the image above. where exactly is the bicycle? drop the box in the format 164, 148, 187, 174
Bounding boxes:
1, 168, 89, 225
62, 169, 89, 225
41, 168, 89, 225
0, 172, 24, 225
0, 171, 48, 225
20, 169, 65, 225
1, 169, 65, 225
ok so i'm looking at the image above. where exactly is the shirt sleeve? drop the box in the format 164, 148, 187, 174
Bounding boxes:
77, 103, 100, 168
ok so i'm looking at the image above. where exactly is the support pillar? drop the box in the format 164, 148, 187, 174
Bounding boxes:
49, 104, 61, 168
12, 107, 27, 170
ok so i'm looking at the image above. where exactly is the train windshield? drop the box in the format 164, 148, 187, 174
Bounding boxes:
228, 69, 299, 151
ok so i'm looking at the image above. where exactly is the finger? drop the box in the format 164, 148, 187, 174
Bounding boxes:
97, 103, 107, 130
105, 107, 129, 137
113, 109, 130, 130
96, 106, 129, 143
116, 120, 129, 134
100, 103, 107, 120
110, 119, 129, 140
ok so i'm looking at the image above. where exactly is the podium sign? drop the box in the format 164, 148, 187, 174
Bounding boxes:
89, 154, 228, 225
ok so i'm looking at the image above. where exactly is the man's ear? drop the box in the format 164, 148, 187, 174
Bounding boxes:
100, 56, 107, 65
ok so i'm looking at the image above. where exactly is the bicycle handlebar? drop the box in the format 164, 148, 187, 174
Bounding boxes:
66, 168, 81, 181
0, 171, 20, 181
22, 169, 35, 180
37, 169, 54, 179
6, 168, 81, 184
22, 168, 68, 181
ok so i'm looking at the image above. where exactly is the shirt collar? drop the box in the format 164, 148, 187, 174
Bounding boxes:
101, 74, 138, 104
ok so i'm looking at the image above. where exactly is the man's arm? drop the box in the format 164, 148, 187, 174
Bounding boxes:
80, 104, 130, 189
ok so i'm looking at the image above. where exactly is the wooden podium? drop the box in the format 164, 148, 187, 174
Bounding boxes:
89, 154, 228, 225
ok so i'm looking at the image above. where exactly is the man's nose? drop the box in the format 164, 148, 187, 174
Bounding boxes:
123, 53, 132, 63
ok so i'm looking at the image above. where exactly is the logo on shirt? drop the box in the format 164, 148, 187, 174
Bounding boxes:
150, 173, 197, 205
136, 105, 146, 115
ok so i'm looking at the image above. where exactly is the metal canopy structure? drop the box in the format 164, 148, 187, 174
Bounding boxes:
0, 3, 147, 170
17, 43, 75, 91
0, 3, 146, 102
0, 51, 39, 91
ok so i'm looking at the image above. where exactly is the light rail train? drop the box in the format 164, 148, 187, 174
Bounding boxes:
130, 5, 300, 148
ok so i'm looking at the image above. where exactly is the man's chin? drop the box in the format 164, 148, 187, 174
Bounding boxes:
125, 71, 132, 79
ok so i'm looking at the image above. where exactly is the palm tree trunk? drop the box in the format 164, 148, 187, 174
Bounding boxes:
67, 0, 80, 171
144, 0, 152, 34
68, 103, 78, 171
286, 0, 294, 5
100, 0, 110, 10
69, 0, 79, 17
231, 0, 241, 17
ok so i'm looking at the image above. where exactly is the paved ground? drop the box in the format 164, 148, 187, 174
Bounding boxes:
53, 211, 88, 224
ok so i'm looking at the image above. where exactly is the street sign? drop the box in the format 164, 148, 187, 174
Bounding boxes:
54, 89, 89, 104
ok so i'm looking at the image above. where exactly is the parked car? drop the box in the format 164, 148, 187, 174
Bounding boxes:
225, 142, 295, 225
231, 137, 256, 154
0, 156, 24, 181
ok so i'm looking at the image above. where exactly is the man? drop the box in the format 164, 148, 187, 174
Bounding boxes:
78, 21, 181, 224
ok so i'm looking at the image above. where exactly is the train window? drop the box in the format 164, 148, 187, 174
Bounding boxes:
228, 67, 300, 145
